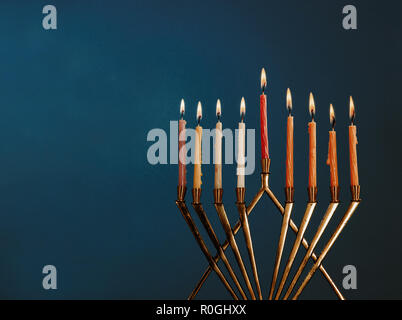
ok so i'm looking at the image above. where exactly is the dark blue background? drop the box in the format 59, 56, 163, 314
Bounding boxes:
0, 0, 400, 299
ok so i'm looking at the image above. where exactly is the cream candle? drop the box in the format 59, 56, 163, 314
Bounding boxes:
193, 102, 203, 189
237, 98, 246, 188
214, 99, 223, 189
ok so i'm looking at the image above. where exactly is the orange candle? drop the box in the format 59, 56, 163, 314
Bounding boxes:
327, 104, 339, 188
285, 89, 294, 188
178, 99, 187, 187
349, 97, 359, 186
308, 93, 317, 188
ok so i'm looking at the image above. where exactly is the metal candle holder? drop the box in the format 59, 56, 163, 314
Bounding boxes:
290, 186, 361, 300
177, 158, 359, 300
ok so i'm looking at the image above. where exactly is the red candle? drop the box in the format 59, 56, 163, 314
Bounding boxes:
260, 68, 269, 159
349, 97, 359, 186
327, 104, 339, 188
285, 88, 294, 188
178, 99, 187, 187
308, 93, 317, 188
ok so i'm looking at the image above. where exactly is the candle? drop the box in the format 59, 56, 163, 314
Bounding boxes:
178, 99, 187, 187
349, 97, 359, 186
237, 98, 246, 188
215, 99, 223, 189
308, 93, 317, 188
327, 104, 339, 187
286, 88, 294, 188
260, 68, 269, 159
193, 102, 203, 189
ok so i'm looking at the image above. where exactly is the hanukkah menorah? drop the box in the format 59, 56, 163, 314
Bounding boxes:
175, 69, 361, 300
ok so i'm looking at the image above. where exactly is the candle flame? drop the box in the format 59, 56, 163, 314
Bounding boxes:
197, 102, 202, 121
216, 99, 221, 117
240, 97, 246, 116
180, 99, 185, 115
309, 92, 316, 117
261, 68, 267, 90
330, 104, 336, 127
349, 96, 355, 122
286, 88, 292, 110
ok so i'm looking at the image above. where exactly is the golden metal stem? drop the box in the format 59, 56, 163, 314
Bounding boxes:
187, 161, 344, 300
278, 201, 339, 300
292, 192, 360, 300
175, 187, 238, 300
269, 201, 294, 299
192, 189, 248, 300
215, 202, 257, 300
236, 188, 263, 300
281, 200, 317, 300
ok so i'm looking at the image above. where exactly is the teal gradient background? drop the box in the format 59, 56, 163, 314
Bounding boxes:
0, 0, 400, 299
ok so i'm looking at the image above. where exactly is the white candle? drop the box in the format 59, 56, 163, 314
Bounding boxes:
237, 98, 246, 188
215, 100, 223, 189
193, 102, 203, 189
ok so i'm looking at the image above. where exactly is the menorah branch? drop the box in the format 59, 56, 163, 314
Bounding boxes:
292, 186, 361, 300
236, 188, 263, 300
278, 187, 340, 300
175, 187, 238, 299
269, 187, 294, 300
214, 195, 257, 300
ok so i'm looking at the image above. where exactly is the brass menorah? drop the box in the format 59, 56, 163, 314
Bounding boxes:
176, 158, 361, 300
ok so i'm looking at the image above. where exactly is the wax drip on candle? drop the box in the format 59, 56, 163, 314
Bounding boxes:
309, 92, 316, 121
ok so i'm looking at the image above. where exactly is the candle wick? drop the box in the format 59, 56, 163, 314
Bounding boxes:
197, 117, 201, 126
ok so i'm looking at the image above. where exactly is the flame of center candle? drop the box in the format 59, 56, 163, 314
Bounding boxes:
216, 99, 221, 118
261, 68, 267, 91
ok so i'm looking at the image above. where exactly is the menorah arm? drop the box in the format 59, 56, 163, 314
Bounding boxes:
236, 188, 263, 300
269, 196, 294, 300
214, 201, 257, 300
278, 201, 339, 299
188, 187, 264, 300
265, 185, 345, 300
292, 196, 360, 300
191, 192, 248, 300
175, 196, 238, 300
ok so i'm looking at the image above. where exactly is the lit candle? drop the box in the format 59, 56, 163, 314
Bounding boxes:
308, 93, 317, 188
327, 104, 339, 188
260, 68, 269, 159
178, 99, 187, 187
215, 99, 223, 189
237, 98, 246, 188
286, 88, 294, 188
349, 97, 359, 186
193, 102, 203, 189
